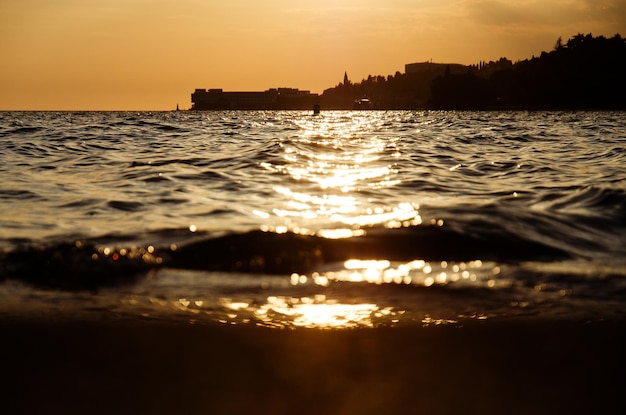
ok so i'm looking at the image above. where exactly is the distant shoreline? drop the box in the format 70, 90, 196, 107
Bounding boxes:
3, 108, 626, 113
188, 33, 625, 112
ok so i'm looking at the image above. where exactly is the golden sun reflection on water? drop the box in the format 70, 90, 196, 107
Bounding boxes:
108, 258, 501, 329
288, 258, 501, 289
255, 296, 382, 329
217, 295, 401, 329
206, 258, 500, 329
259, 113, 420, 236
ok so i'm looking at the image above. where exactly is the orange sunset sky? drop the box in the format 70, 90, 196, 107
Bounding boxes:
1, 0, 624, 110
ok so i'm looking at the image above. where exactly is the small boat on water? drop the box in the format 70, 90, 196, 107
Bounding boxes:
353, 97, 373, 109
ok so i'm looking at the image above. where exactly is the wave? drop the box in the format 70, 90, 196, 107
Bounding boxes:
1, 111, 625, 305
0, 222, 571, 290
0, 189, 43, 201
540, 185, 626, 220
0, 126, 45, 136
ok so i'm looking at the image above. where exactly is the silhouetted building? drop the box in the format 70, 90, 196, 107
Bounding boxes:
191, 88, 319, 110
405, 62, 467, 74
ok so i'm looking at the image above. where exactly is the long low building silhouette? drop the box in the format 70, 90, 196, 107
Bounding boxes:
191, 87, 319, 110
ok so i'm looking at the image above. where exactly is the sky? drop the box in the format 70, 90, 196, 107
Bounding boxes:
1, 0, 624, 110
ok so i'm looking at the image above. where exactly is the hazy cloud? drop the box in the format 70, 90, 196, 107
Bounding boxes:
463, 0, 626, 31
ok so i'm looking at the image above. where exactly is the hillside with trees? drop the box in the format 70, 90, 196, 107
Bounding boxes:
320, 34, 626, 110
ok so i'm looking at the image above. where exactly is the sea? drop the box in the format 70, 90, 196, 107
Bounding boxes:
1, 110, 625, 328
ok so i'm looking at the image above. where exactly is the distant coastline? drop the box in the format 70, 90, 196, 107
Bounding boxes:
191, 87, 318, 111
191, 33, 625, 111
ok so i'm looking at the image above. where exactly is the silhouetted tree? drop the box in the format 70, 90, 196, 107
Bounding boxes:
554, 37, 564, 51
430, 33, 625, 109
320, 33, 625, 109
430, 72, 492, 109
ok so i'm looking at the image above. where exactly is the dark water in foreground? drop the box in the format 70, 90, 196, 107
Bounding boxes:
1, 110, 625, 327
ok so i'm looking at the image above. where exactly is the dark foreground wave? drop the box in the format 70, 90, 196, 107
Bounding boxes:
4, 182, 626, 291
0, 220, 593, 290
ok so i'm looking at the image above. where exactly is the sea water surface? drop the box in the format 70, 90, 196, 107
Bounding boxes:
1, 110, 625, 328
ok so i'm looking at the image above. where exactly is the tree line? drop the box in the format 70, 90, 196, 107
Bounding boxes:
320, 34, 626, 110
